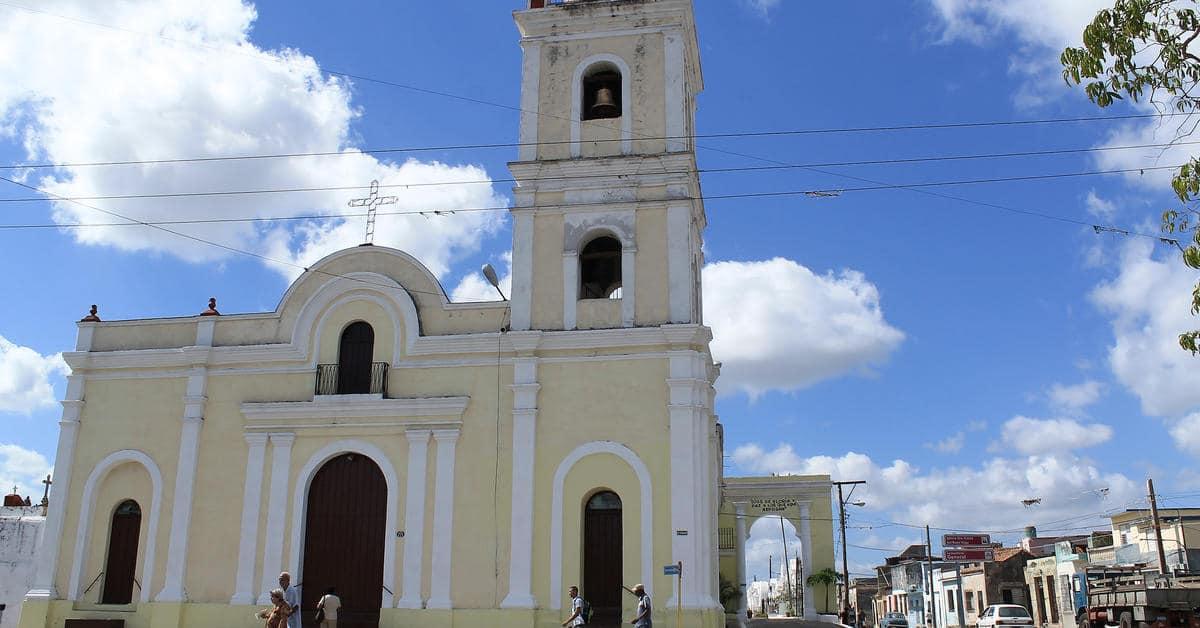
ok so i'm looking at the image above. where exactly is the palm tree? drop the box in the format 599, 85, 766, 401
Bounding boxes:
806, 568, 840, 615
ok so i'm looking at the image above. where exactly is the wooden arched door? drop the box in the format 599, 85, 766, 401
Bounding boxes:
101, 499, 141, 604
301, 453, 386, 628
337, 322, 374, 394
583, 491, 623, 626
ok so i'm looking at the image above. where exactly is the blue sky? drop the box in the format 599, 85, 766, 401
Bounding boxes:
1, 0, 1198, 583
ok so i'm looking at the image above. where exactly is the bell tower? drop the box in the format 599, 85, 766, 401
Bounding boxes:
508, 0, 705, 332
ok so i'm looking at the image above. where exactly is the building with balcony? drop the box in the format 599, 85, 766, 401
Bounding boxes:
16, 2, 833, 628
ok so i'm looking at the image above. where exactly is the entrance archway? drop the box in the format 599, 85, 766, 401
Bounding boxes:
583, 491, 622, 626
301, 453, 386, 628
101, 499, 141, 605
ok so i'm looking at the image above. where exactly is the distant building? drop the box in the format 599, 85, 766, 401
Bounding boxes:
0, 491, 45, 628
1103, 508, 1200, 573
934, 548, 1033, 628
875, 545, 942, 628
847, 577, 880, 627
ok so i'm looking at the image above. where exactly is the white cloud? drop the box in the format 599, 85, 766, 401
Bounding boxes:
999, 416, 1113, 455
1170, 412, 1200, 457
1048, 380, 1103, 413
927, 432, 966, 454
731, 443, 1137, 532
0, 336, 67, 415
743, 0, 780, 17
1091, 239, 1200, 417
450, 251, 512, 303
0, 1, 504, 279
704, 258, 905, 398
1085, 191, 1118, 222
0, 444, 53, 500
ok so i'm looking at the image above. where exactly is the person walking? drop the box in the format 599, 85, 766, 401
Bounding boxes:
624, 583, 651, 627
562, 585, 585, 627
317, 587, 341, 628
257, 589, 291, 628
278, 572, 300, 628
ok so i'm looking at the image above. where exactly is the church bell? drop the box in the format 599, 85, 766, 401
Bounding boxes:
591, 86, 619, 118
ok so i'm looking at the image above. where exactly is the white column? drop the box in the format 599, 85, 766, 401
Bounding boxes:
735, 503, 749, 617
231, 433, 269, 604
801, 503, 816, 619
426, 429, 459, 610
258, 433, 295, 604
502, 356, 540, 608
563, 252, 578, 330
667, 350, 701, 609
517, 41, 541, 162
621, 247, 636, 327
397, 430, 430, 609
25, 374, 85, 600
156, 362, 208, 602
666, 203, 694, 324
510, 209, 536, 331
664, 29, 687, 153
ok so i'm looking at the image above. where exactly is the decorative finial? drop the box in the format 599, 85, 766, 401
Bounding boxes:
200, 297, 220, 316
80, 305, 100, 322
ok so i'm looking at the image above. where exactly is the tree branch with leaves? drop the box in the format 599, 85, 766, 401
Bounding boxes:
1062, 0, 1200, 353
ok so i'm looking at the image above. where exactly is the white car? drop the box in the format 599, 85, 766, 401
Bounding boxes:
977, 604, 1034, 628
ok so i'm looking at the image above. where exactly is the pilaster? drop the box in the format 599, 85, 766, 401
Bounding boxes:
501, 334, 542, 608
156, 323, 213, 602
397, 430, 431, 609
231, 433, 269, 605
426, 428, 460, 610
562, 252, 578, 330
258, 432, 294, 604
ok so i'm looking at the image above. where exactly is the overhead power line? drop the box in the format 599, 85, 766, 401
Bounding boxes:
3, 139, 1196, 201
2, 122, 1196, 172
0, 165, 1184, 245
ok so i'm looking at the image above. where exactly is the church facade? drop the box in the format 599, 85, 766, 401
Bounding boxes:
20, 2, 833, 627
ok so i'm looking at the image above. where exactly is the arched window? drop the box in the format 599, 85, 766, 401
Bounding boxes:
579, 236, 622, 299
101, 499, 141, 605
582, 63, 622, 121
337, 321, 375, 395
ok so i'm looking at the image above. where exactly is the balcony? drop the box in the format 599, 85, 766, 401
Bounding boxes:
315, 362, 388, 396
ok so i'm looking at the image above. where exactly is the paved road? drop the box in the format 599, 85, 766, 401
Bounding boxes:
748, 619, 837, 628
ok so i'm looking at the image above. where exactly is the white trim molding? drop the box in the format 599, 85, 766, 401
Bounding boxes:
26, 375, 86, 601
241, 396, 470, 429
397, 430, 431, 609
231, 433, 270, 605
517, 41, 542, 162
426, 428, 460, 610
570, 53, 633, 157
157, 361, 209, 602
257, 433, 295, 604
68, 449, 164, 604
549, 440, 653, 611
501, 357, 540, 609
289, 439, 401, 609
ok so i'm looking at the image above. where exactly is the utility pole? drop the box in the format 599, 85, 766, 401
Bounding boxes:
835, 480, 867, 623
926, 525, 938, 628
1148, 478, 1170, 576
780, 517, 797, 616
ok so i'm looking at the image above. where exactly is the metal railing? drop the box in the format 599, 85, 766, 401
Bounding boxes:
534, 0, 624, 7
719, 526, 736, 551
315, 362, 388, 396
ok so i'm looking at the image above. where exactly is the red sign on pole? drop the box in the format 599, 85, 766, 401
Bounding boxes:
942, 534, 991, 547
944, 548, 994, 562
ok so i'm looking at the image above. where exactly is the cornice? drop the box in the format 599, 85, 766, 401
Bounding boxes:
241, 396, 471, 424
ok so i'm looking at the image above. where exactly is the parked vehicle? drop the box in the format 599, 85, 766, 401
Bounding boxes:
1077, 572, 1200, 628
881, 612, 909, 628
977, 604, 1035, 628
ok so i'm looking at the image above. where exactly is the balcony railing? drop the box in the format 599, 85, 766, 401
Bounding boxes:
315, 362, 388, 396
531, 0, 625, 8
719, 526, 736, 551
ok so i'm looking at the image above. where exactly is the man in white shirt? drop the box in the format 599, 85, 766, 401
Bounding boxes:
279, 572, 300, 628
562, 585, 585, 626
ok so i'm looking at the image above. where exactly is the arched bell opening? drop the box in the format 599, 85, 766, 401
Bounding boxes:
582, 63, 622, 121
579, 236, 622, 299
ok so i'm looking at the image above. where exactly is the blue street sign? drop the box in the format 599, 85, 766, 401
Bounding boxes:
663, 564, 680, 576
